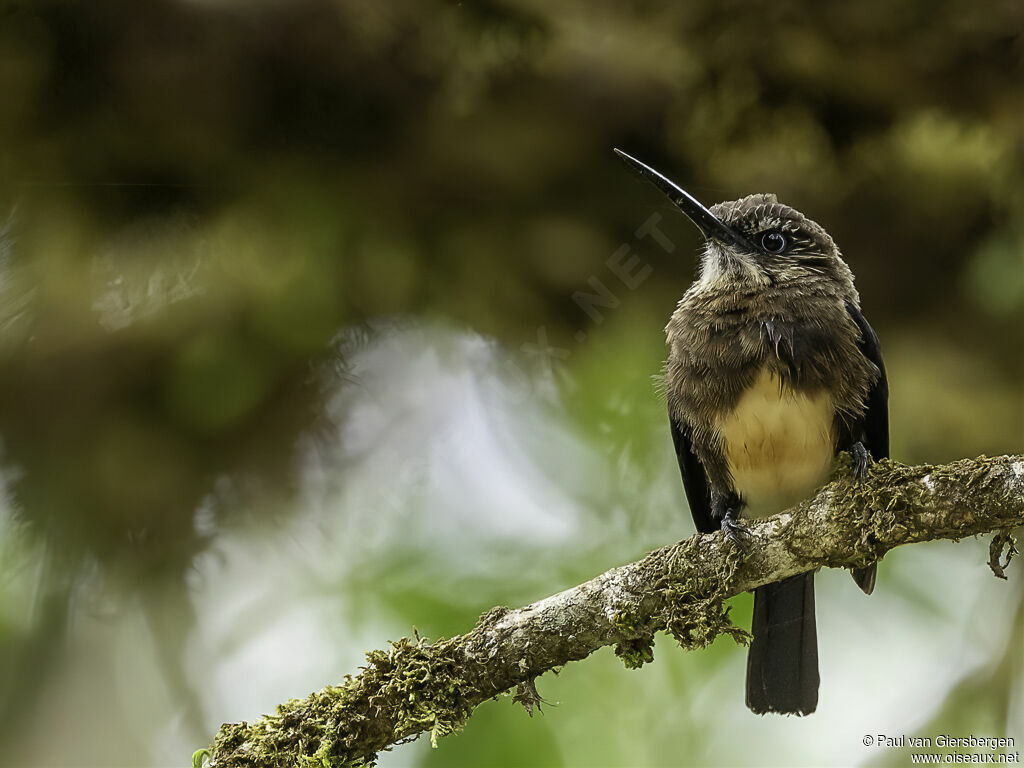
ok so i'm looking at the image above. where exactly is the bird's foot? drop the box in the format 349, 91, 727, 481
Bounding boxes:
850, 442, 871, 481
720, 509, 750, 546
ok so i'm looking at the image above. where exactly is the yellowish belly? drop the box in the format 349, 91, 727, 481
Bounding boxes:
716, 369, 835, 519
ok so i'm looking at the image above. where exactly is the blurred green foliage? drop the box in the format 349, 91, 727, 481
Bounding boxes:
0, 1, 1022, 766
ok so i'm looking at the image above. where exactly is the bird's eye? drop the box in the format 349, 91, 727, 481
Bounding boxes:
761, 231, 788, 254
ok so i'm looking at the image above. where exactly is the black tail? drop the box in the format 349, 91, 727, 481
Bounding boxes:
746, 572, 819, 715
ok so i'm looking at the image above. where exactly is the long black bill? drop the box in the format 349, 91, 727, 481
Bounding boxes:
613, 148, 754, 251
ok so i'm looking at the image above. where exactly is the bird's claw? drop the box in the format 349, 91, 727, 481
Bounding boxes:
720, 513, 750, 546
850, 442, 870, 481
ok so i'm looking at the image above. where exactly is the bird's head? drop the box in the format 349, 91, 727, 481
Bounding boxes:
615, 149, 854, 292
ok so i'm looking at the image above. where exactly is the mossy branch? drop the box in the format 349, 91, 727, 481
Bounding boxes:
200, 455, 1024, 768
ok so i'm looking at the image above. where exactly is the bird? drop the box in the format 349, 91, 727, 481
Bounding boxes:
615, 148, 889, 716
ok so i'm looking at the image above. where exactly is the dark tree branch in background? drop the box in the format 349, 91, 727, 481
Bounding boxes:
199, 455, 1023, 768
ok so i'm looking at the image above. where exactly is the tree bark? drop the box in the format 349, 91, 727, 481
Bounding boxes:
198, 455, 1024, 768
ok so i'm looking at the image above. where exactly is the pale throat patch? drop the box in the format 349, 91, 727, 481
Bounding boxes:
697, 243, 769, 289
715, 368, 835, 519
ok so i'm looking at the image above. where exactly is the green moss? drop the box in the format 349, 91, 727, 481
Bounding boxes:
988, 528, 1018, 579
478, 605, 510, 625
614, 636, 655, 669
658, 541, 750, 650
206, 635, 480, 767
610, 607, 640, 635
797, 455, 1023, 573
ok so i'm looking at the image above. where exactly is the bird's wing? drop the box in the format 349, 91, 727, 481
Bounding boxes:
845, 302, 889, 594
846, 302, 889, 460
670, 414, 716, 534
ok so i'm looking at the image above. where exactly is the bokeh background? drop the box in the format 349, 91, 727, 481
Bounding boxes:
0, 1, 1022, 766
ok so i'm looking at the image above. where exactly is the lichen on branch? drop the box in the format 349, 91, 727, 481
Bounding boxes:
200, 454, 1024, 768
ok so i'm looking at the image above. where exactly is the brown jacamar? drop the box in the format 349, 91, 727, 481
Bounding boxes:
616, 149, 889, 716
